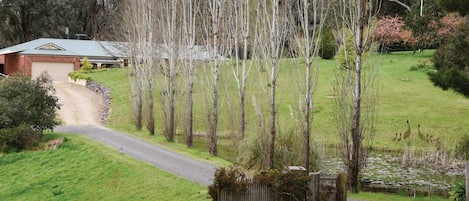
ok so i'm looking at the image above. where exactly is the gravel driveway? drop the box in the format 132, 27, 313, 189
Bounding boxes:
53, 83, 217, 186
54, 82, 103, 126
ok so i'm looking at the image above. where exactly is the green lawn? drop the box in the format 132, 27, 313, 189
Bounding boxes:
0, 133, 210, 201
90, 50, 468, 160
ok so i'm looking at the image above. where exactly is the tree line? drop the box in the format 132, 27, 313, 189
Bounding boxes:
0, 0, 120, 48
117, 0, 377, 193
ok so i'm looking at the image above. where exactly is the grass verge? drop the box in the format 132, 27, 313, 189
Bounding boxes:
0, 133, 210, 201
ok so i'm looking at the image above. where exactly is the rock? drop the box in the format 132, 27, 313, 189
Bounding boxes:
85, 80, 111, 125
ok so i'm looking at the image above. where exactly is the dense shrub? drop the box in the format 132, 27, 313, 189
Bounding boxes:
0, 73, 59, 151
450, 182, 466, 201
428, 19, 469, 97
68, 57, 95, 81
68, 71, 92, 81
336, 30, 357, 70
0, 124, 41, 152
208, 167, 249, 201
80, 57, 94, 72
319, 28, 337, 59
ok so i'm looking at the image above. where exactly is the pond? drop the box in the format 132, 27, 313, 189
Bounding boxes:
319, 148, 465, 196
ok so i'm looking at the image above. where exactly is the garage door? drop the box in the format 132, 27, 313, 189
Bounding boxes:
32, 62, 74, 82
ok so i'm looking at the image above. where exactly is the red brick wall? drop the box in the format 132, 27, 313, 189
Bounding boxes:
0, 55, 4, 64
3, 54, 80, 76
4, 54, 24, 75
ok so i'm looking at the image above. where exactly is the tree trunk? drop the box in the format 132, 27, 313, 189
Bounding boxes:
166, 69, 175, 141
136, 92, 143, 130
239, 88, 246, 139
209, 69, 219, 155
349, 0, 366, 193
268, 68, 277, 169
146, 84, 155, 135
185, 81, 194, 147
303, 60, 312, 171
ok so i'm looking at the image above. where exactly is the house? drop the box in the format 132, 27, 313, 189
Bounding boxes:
0, 38, 126, 82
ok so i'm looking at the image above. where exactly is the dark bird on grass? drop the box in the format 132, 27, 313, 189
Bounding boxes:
403, 120, 411, 139
393, 133, 398, 141
418, 124, 426, 141
426, 134, 433, 143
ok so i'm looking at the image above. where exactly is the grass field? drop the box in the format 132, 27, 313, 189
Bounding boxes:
0, 133, 210, 201
90, 50, 468, 161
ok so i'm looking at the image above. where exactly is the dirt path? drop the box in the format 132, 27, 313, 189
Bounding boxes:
54, 82, 103, 126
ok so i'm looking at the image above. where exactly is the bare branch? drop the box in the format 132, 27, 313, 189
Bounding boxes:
388, 0, 411, 11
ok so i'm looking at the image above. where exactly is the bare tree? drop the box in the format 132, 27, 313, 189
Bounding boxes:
333, 0, 379, 193
156, 1, 182, 141
181, 0, 199, 147
290, 0, 329, 171
121, 0, 157, 133
228, 0, 258, 140
199, 0, 228, 155
256, 0, 291, 169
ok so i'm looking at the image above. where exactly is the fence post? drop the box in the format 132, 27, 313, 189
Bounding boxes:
466, 162, 469, 201
309, 172, 320, 201
336, 172, 347, 201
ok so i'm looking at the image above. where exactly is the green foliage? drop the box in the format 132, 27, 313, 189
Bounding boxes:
68, 57, 101, 81
0, 124, 41, 152
0, 74, 59, 131
0, 74, 58, 151
455, 135, 469, 160
208, 167, 249, 200
319, 27, 337, 60
438, 0, 469, 16
80, 57, 94, 72
428, 19, 469, 97
0, 0, 120, 48
336, 30, 357, 70
449, 182, 466, 201
68, 71, 92, 81
403, 0, 444, 49
0, 134, 209, 201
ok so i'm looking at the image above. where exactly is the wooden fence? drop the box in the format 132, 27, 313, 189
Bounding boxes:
219, 183, 301, 201
218, 172, 347, 201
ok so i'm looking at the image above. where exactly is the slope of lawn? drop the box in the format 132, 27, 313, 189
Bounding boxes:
0, 133, 209, 201
90, 50, 468, 161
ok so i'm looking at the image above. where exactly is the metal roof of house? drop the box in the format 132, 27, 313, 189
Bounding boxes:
0, 38, 126, 58
0, 38, 225, 61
